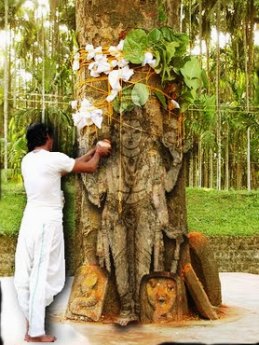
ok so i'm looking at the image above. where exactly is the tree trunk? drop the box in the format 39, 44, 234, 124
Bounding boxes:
209, 148, 214, 189
203, 150, 209, 188
216, 0, 221, 191
188, 150, 194, 188
3, 0, 9, 170
198, 139, 203, 188
243, 1, 255, 191
236, 158, 243, 190
224, 125, 229, 190
67, 0, 221, 325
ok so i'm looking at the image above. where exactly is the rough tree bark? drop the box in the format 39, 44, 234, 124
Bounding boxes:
67, 0, 221, 326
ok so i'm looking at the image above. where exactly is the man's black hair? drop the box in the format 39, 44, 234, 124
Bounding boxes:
26, 122, 54, 152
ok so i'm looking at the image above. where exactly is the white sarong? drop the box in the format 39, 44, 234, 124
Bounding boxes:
14, 205, 65, 337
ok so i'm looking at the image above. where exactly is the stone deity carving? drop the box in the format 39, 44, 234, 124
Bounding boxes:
79, 100, 184, 325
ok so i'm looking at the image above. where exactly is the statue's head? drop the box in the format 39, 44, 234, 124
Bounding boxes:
140, 273, 180, 323
146, 277, 177, 313
121, 119, 143, 150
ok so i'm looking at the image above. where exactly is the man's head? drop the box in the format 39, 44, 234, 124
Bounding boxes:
26, 122, 54, 152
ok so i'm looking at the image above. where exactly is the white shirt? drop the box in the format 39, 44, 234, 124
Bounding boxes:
22, 149, 75, 208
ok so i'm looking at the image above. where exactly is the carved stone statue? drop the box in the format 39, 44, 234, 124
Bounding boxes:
68, 95, 191, 325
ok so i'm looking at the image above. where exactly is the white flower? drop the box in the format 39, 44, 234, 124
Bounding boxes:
95, 54, 111, 74
91, 108, 103, 128
72, 111, 92, 130
88, 54, 111, 77
72, 98, 103, 129
81, 98, 92, 109
72, 52, 80, 71
108, 66, 134, 92
70, 100, 78, 109
108, 40, 124, 58
108, 70, 122, 92
142, 52, 156, 68
106, 89, 119, 102
88, 62, 101, 77
117, 58, 129, 68
109, 57, 129, 70
120, 65, 134, 81
108, 40, 129, 68
117, 40, 124, 51
170, 99, 180, 109
106, 66, 134, 103
85, 44, 102, 61
110, 59, 118, 68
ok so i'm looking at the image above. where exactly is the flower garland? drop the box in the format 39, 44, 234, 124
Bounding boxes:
71, 28, 204, 131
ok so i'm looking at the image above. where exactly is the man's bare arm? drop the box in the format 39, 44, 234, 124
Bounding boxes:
72, 141, 111, 174
72, 151, 101, 173
75, 147, 96, 163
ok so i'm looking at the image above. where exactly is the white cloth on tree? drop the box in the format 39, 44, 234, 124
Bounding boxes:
14, 149, 75, 337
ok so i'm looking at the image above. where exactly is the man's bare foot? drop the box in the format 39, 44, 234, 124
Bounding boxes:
115, 310, 138, 327
25, 334, 56, 342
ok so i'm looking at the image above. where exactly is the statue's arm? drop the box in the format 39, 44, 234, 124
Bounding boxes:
161, 123, 183, 192
81, 166, 107, 207
150, 151, 169, 228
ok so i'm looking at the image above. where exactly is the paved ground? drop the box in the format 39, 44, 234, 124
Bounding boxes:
1, 272, 259, 345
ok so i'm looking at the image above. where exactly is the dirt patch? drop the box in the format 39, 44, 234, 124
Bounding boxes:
49, 303, 246, 328
0, 235, 17, 276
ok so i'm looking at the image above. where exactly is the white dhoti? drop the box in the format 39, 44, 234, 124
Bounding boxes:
14, 205, 65, 337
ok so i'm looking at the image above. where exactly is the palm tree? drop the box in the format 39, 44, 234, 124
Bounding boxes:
3, 0, 9, 170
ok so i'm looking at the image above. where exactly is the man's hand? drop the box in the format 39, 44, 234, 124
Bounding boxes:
96, 139, 111, 156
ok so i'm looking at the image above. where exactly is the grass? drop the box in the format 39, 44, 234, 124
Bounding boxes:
0, 181, 26, 236
187, 187, 259, 236
0, 178, 76, 236
0, 179, 259, 237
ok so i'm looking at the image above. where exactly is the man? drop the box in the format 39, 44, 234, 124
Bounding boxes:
14, 122, 111, 342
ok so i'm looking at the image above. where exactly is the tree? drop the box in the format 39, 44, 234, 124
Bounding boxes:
3, 0, 9, 170
67, 0, 221, 326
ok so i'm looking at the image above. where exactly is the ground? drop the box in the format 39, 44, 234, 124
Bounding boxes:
1, 272, 259, 344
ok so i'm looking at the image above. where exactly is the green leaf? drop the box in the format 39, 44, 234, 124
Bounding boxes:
148, 29, 162, 45
166, 41, 180, 63
160, 27, 175, 41
131, 83, 150, 106
179, 90, 195, 111
180, 57, 202, 81
180, 102, 190, 113
184, 78, 201, 91
171, 56, 189, 74
191, 88, 197, 99
153, 50, 161, 73
159, 28, 189, 55
113, 87, 135, 113
173, 33, 189, 56
201, 69, 208, 89
154, 90, 167, 109
123, 29, 148, 64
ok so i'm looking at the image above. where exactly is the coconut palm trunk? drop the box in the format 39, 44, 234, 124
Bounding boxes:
3, 0, 9, 170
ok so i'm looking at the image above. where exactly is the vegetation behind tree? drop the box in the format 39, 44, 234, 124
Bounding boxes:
0, 0, 258, 189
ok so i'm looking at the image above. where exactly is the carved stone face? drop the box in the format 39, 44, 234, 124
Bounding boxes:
146, 278, 177, 314
121, 120, 143, 151
163, 129, 178, 147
